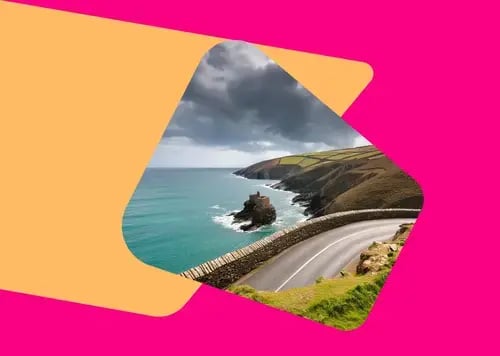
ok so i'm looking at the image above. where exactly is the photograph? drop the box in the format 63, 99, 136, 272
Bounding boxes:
122, 40, 423, 331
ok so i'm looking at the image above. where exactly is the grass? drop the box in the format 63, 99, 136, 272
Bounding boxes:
228, 224, 414, 331
302, 148, 381, 163
304, 272, 388, 330
299, 157, 321, 167
228, 274, 377, 327
275, 146, 383, 171
348, 151, 383, 160
279, 156, 322, 168
301, 160, 332, 172
323, 161, 423, 214
279, 156, 306, 165
306, 151, 361, 160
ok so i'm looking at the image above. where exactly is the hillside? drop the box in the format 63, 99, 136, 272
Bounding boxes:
233, 145, 423, 217
229, 223, 414, 331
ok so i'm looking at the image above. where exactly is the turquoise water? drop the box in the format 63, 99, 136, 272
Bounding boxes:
122, 168, 306, 273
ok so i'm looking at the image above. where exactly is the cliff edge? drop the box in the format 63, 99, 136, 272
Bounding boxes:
233, 145, 423, 218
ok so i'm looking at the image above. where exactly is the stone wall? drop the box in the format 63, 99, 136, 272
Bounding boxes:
179, 208, 420, 289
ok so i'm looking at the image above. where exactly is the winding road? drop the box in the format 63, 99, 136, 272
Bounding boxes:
234, 218, 415, 292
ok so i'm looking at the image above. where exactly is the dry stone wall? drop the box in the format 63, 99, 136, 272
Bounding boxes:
179, 208, 420, 289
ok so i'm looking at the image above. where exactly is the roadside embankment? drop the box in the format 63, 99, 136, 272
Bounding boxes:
180, 209, 420, 289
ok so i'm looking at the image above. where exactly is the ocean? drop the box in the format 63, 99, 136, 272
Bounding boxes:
122, 168, 307, 273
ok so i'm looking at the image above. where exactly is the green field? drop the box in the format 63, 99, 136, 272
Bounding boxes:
279, 156, 323, 167
279, 156, 307, 165
299, 157, 322, 167
276, 146, 382, 171
348, 151, 382, 160
236, 146, 381, 176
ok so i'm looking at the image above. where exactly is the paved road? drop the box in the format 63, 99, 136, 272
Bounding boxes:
235, 218, 415, 292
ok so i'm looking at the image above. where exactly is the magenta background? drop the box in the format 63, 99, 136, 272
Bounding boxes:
2, 1, 498, 354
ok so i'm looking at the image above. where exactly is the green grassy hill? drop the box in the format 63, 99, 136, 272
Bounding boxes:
233, 145, 423, 217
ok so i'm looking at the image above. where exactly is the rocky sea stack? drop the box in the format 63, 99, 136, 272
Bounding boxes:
230, 191, 277, 232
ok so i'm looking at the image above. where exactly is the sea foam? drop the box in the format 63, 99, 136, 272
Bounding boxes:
212, 212, 247, 232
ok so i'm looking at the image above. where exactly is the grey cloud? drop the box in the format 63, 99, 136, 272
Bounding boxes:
163, 41, 363, 154
205, 44, 230, 70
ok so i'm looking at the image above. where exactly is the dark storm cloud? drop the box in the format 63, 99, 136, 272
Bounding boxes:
163, 41, 362, 153
205, 44, 229, 69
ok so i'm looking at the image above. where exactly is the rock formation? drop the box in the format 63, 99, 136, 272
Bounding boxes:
356, 224, 411, 275
230, 191, 277, 231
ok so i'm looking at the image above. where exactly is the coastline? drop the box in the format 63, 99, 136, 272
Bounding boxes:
230, 171, 310, 217
125, 168, 307, 273
231, 171, 315, 218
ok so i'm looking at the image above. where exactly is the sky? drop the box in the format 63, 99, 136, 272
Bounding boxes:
149, 41, 371, 168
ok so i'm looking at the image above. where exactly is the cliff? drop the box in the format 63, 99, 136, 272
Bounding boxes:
233, 145, 423, 218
